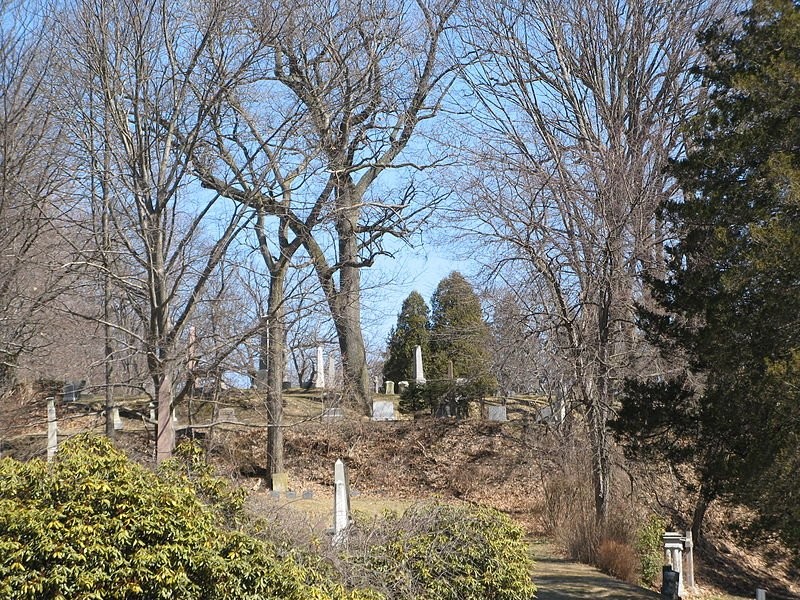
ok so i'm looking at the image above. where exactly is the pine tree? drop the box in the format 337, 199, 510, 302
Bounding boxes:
429, 272, 496, 394
614, 0, 800, 547
383, 291, 430, 384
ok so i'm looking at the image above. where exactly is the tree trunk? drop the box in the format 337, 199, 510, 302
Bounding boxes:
331, 203, 372, 414
265, 267, 286, 485
691, 488, 712, 543
156, 370, 174, 463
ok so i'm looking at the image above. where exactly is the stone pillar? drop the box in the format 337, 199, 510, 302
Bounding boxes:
314, 346, 325, 389
663, 532, 685, 597
413, 345, 426, 384
46, 397, 58, 461
333, 459, 351, 546
683, 529, 695, 591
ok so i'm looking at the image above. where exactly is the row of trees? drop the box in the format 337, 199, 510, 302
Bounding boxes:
383, 272, 494, 387
4, 0, 797, 551
1, 0, 460, 476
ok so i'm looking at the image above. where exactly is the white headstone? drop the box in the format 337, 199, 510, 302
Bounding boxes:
384, 380, 395, 395
46, 397, 57, 461
149, 402, 156, 422
333, 458, 351, 546
314, 346, 326, 389
756, 589, 766, 600
112, 406, 123, 430
373, 375, 380, 394
372, 400, 396, 421
397, 380, 409, 393
413, 345, 426, 384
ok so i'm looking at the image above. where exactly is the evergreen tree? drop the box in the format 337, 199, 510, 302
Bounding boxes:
383, 291, 430, 383
614, 0, 800, 548
429, 272, 496, 394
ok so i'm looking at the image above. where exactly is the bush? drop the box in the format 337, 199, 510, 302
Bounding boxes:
341, 503, 536, 600
635, 514, 666, 587
596, 538, 638, 583
0, 435, 367, 600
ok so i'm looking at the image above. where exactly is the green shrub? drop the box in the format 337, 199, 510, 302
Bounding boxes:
0, 435, 365, 600
344, 503, 536, 600
636, 514, 666, 587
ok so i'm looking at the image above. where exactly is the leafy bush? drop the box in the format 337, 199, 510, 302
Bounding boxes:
341, 503, 536, 600
0, 435, 366, 600
636, 514, 666, 587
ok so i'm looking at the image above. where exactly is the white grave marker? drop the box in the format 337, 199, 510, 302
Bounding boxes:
333, 459, 351, 546
413, 345, 426, 384
46, 397, 57, 461
314, 346, 326, 389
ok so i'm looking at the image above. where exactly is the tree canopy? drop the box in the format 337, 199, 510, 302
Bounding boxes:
614, 0, 800, 547
383, 291, 430, 383
429, 272, 496, 393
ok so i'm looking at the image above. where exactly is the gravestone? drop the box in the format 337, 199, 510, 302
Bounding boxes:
112, 406, 123, 430
756, 590, 766, 600
384, 380, 395, 395
149, 402, 156, 422
272, 472, 289, 493
487, 404, 507, 422
302, 490, 313, 500
413, 345, 426, 384
46, 397, 57, 461
373, 375, 380, 394
314, 346, 326, 389
62, 380, 85, 402
397, 380, 409, 393
286, 491, 297, 500
218, 407, 237, 422
322, 407, 344, 423
333, 459, 351, 546
372, 400, 395, 421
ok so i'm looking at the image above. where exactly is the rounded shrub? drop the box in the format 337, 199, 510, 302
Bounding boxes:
345, 503, 536, 600
0, 435, 365, 600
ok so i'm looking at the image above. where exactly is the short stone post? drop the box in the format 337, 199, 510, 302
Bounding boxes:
756, 589, 766, 600
46, 397, 58, 461
333, 459, 351, 546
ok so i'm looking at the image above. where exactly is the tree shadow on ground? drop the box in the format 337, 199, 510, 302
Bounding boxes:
697, 538, 798, 600
533, 554, 661, 600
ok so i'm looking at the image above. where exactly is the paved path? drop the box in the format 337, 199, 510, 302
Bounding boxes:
532, 543, 661, 600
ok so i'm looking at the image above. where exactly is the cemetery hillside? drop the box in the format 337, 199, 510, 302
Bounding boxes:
2, 0, 800, 599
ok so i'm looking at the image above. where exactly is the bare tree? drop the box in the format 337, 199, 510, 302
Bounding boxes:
57, 0, 254, 461
457, 0, 732, 521
0, 0, 75, 390
267, 0, 460, 413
